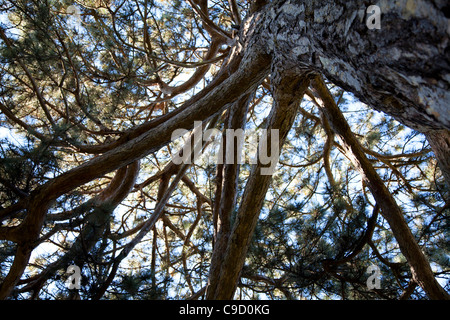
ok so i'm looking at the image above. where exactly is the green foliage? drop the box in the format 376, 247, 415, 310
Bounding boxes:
0, 136, 60, 206
0, 0, 447, 300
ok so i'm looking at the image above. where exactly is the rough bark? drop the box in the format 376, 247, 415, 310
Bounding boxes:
258, 0, 450, 185
206, 66, 312, 299
425, 130, 450, 189
207, 94, 252, 297
261, 0, 450, 132
1, 0, 449, 299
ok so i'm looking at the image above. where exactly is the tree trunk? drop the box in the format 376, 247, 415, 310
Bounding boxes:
1, 0, 449, 300
260, 0, 449, 131
206, 67, 312, 299
207, 94, 252, 298
257, 0, 450, 184
205, 0, 450, 299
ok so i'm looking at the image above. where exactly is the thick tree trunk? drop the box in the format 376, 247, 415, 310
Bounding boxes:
258, 0, 450, 185
1, 0, 448, 300
261, 0, 450, 132
205, 0, 450, 299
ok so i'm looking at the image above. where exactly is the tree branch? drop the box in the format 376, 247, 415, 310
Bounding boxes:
206, 67, 311, 299
311, 75, 449, 300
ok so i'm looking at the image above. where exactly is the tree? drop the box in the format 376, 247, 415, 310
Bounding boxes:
0, 0, 448, 300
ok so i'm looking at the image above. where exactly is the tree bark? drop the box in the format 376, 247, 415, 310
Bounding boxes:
207, 94, 252, 297
425, 130, 450, 188
1, 0, 449, 299
258, 0, 450, 185
206, 67, 312, 299
260, 0, 450, 131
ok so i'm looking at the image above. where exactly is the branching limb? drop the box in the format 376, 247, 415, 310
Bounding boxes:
311, 75, 449, 300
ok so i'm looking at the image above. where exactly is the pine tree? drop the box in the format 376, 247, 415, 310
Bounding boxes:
0, 0, 448, 300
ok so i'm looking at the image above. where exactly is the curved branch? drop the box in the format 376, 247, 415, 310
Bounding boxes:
13, 161, 140, 298
206, 67, 312, 299
311, 75, 449, 300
